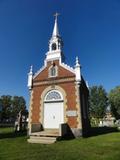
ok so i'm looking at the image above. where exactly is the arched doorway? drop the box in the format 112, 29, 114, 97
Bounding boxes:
44, 90, 64, 129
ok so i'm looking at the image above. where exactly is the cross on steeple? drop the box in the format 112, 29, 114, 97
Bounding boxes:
53, 12, 60, 21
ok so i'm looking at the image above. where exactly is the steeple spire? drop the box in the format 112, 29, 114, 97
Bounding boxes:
46, 13, 64, 62
52, 12, 60, 37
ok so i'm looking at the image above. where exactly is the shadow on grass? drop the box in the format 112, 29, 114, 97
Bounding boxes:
59, 126, 119, 141
0, 130, 27, 139
88, 126, 118, 137
60, 126, 119, 139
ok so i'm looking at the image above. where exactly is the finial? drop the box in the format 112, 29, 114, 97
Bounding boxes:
76, 56, 79, 64
75, 56, 81, 82
30, 65, 33, 74
28, 65, 33, 90
76, 57, 80, 66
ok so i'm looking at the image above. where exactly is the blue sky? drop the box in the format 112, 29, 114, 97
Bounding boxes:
0, 0, 120, 107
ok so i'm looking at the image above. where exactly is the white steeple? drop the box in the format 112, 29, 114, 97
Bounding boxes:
46, 13, 63, 62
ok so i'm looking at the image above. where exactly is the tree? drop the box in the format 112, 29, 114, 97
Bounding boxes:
108, 86, 120, 119
0, 95, 12, 122
0, 95, 27, 122
89, 86, 108, 120
0, 98, 2, 122
11, 96, 26, 120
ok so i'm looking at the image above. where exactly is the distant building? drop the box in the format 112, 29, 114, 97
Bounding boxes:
99, 106, 115, 127
27, 14, 90, 143
102, 110, 115, 127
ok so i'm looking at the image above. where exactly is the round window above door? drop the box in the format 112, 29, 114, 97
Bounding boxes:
44, 90, 63, 102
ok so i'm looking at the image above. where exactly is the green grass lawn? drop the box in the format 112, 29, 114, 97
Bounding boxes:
0, 128, 120, 160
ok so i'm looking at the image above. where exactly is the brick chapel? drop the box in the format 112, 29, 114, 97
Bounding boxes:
27, 14, 90, 142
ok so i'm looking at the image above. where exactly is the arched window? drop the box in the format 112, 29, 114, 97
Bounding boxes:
51, 66, 56, 76
44, 90, 63, 102
52, 43, 57, 50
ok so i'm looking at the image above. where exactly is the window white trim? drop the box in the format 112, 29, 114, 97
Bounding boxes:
44, 90, 63, 102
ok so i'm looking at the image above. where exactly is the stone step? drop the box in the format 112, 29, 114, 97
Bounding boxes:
30, 135, 57, 140
28, 136, 57, 144
30, 130, 59, 137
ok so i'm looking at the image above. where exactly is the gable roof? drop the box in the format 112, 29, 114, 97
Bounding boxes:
33, 60, 75, 80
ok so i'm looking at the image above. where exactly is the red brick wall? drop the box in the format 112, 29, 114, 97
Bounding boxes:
59, 82, 77, 128
31, 60, 78, 128
31, 86, 44, 123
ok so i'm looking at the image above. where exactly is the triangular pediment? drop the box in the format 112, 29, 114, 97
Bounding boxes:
33, 60, 75, 81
